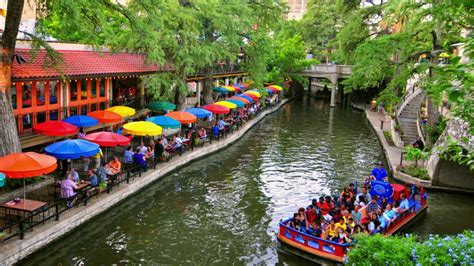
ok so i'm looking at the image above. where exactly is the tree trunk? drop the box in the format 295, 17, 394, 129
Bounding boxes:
202, 68, 214, 105
0, 0, 24, 156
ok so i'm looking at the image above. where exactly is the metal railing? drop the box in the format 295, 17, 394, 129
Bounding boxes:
0, 101, 278, 242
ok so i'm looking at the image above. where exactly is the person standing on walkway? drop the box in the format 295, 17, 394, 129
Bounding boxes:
92, 148, 103, 170
371, 161, 388, 182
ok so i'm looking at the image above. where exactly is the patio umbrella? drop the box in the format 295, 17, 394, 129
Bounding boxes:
266, 88, 275, 94
83, 132, 131, 147
231, 85, 242, 92
233, 84, 245, 90
0, 152, 57, 204
165, 111, 197, 124
244, 90, 261, 98
45, 139, 100, 160
185, 108, 212, 119
88, 110, 122, 124
265, 87, 279, 93
202, 104, 231, 115
268, 85, 283, 91
215, 101, 237, 109
213, 87, 230, 93
146, 101, 176, 112
83, 132, 131, 161
222, 86, 236, 92
146, 116, 181, 129
33, 121, 77, 137
235, 94, 254, 103
123, 121, 163, 136
230, 96, 250, 105
63, 115, 99, 127
225, 99, 245, 108
106, 106, 136, 117
242, 92, 259, 101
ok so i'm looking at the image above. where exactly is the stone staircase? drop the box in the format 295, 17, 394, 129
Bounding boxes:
397, 89, 424, 145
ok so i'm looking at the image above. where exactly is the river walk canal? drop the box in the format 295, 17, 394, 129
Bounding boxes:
20, 97, 474, 265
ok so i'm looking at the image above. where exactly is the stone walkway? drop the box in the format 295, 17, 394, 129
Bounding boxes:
365, 110, 432, 187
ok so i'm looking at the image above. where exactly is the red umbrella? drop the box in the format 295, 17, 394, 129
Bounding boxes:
83, 132, 131, 147
242, 93, 259, 101
232, 85, 242, 91
230, 96, 250, 104
88, 110, 122, 124
202, 104, 231, 114
33, 121, 77, 136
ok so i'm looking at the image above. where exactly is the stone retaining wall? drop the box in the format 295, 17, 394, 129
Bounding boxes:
0, 99, 290, 265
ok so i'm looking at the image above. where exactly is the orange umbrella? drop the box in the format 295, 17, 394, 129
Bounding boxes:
230, 96, 250, 104
88, 110, 122, 124
0, 152, 57, 202
165, 111, 197, 124
0, 152, 57, 178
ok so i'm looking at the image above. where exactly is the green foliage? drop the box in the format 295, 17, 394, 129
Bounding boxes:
383, 130, 394, 146
439, 137, 474, 171
347, 231, 474, 265
424, 116, 447, 144
399, 165, 430, 180
404, 146, 430, 165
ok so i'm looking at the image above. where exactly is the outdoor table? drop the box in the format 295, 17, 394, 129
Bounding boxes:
1, 199, 48, 227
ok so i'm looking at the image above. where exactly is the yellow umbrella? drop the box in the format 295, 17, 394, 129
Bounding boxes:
268, 85, 283, 91
222, 86, 236, 92
244, 91, 261, 98
106, 106, 136, 117
123, 121, 162, 136
215, 101, 237, 109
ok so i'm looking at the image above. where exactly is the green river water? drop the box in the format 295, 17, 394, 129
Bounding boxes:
20, 97, 474, 265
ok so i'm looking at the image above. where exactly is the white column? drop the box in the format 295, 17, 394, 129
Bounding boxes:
225, 78, 229, 86
196, 81, 202, 106
330, 82, 337, 107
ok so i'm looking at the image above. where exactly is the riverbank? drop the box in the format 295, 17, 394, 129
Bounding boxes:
365, 110, 474, 194
0, 99, 290, 265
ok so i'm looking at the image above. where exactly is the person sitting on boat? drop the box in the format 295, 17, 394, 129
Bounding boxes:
305, 205, 318, 225
296, 207, 309, 233
371, 161, 388, 182
343, 196, 355, 212
380, 197, 389, 210
339, 187, 352, 204
395, 193, 411, 214
326, 219, 337, 239
355, 186, 372, 205
331, 207, 342, 224
351, 205, 362, 225
320, 196, 334, 216
334, 217, 347, 232
286, 213, 299, 230
307, 222, 322, 237
377, 204, 397, 231
348, 183, 356, 195
331, 227, 352, 244
346, 217, 356, 235
367, 212, 379, 234
356, 195, 367, 207
367, 196, 380, 214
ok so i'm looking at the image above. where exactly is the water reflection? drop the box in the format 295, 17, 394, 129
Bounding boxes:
19, 98, 474, 265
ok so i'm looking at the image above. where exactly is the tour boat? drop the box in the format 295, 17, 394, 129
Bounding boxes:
277, 181, 428, 263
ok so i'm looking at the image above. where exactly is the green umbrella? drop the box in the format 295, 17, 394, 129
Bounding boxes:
146, 101, 177, 111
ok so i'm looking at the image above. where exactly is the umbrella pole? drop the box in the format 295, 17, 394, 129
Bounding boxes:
23, 179, 26, 206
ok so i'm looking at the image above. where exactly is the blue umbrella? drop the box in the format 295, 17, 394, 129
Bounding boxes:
146, 116, 181, 129
45, 139, 100, 160
233, 84, 245, 89
213, 87, 229, 93
63, 115, 99, 127
185, 108, 212, 119
236, 94, 254, 103
225, 99, 245, 108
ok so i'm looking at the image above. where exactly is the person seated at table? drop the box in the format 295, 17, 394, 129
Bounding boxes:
86, 169, 98, 187
60, 175, 78, 208
96, 162, 112, 182
172, 134, 184, 153
137, 141, 148, 155
217, 118, 226, 133
199, 128, 208, 139
154, 138, 167, 161
133, 147, 148, 171
109, 156, 122, 175
145, 145, 154, 160
69, 168, 80, 183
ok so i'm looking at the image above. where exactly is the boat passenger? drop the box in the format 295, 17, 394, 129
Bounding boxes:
357, 195, 367, 207
380, 197, 389, 210
356, 187, 372, 205
367, 212, 379, 234
326, 219, 337, 239
371, 161, 388, 182
307, 222, 322, 237
286, 213, 299, 229
306, 205, 318, 225
296, 207, 309, 232
346, 217, 356, 234
378, 204, 397, 231
367, 197, 380, 214
331, 227, 352, 244
348, 183, 356, 195
334, 217, 347, 232
320, 196, 334, 216
351, 205, 362, 225
396, 193, 410, 214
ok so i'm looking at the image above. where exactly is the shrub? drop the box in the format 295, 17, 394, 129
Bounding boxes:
346, 231, 474, 265
383, 131, 395, 146
400, 165, 430, 180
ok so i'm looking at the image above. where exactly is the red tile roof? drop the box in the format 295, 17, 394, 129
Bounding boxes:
12, 49, 163, 80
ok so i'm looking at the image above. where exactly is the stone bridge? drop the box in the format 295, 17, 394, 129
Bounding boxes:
300, 64, 353, 106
